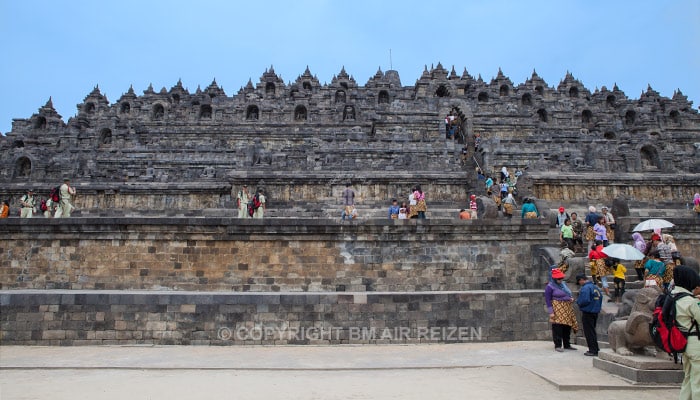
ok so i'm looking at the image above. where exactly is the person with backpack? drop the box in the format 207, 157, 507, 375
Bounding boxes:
576, 273, 603, 356
252, 189, 266, 219
671, 266, 700, 398
19, 189, 36, 218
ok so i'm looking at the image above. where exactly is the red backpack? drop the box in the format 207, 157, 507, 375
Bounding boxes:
49, 186, 61, 202
650, 292, 698, 362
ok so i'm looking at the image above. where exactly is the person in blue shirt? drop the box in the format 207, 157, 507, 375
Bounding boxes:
388, 199, 400, 219
576, 274, 603, 356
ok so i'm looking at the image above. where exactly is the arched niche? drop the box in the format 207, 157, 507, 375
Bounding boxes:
172, 94, 180, 104
14, 156, 32, 178
582, 110, 593, 124
670, 110, 680, 124
499, 85, 509, 96
120, 102, 131, 114
569, 87, 579, 98
606, 95, 616, 107
302, 81, 312, 91
521, 93, 532, 106
435, 85, 449, 97
152, 104, 165, 120
335, 90, 346, 103
640, 145, 660, 170
342, 105, 356, 121
625, 110, 636, 125
535, 86, 544, 96
537, 108, 548, 122
378, 90, 390, 104
265, 82, 275, 96
294, 105, 307, 121
246, 105, 259, 121
200, 104, 212, 119
99, 128, 112, 146
34, 116, 47, 130
604, 131, 616, 140
477, 92, 488, 103
85, 102, 96, 113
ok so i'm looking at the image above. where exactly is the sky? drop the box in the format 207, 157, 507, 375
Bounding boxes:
1, 0, 698, 134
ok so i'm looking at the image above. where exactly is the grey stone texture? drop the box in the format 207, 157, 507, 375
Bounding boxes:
0, 289, 549, 345
0, 65, 698, 212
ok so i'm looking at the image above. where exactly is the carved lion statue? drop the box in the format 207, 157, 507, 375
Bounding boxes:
608, 287, 662, 356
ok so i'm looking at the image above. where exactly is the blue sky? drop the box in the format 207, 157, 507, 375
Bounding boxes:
1, 0, 698, 134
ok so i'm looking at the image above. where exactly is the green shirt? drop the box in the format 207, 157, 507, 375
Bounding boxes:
560, 224, 574, 239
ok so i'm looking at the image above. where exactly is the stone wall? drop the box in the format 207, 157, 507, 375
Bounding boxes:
0, 218, 551, 292
0, 290, 550, 345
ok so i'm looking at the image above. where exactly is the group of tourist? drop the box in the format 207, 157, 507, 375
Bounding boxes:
233, 184, 266, 219
0, 178, 76, 219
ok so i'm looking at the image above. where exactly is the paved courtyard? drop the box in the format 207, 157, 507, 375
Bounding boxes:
0, 341, 678, 399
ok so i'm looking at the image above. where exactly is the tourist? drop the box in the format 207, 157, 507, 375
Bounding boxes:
486, 191, 502, 211
407, 186, 418, 218
54, 178, 76, 218
459, 209, 471, 220
388, 199, 400, 219
473, 132, 481, 152
694, 193, 700, 219
611, 258, 626, 303
521, 198, 539, 219
576, 274, 602, 356
632, 232, 648, 281
593, 216, 608, 247
500, 166, 509, 182
342, 183, 355, 207
412, 185, 427, 219
544, 267, 578, 352
398, 202, 408, 219
0, 200, 9, 218
253, 189, 266, 219
476, 168, 485, 181
469, 194, 477, 216
460, 146, 468, 165
664, 234, 682, 265
588, 241, 611, 297
555, 206, 569, 228
235, 184, 250, 219
658, 234, 676, 287
570, 212, 584, 252
499, 181, 508, 200
19, 189, 36, 218
43, 198, 54, 218
342, 205, 358, 220
672, 266, 700, 399
601, 206, 616, 243
560, 219, 575, 251
484, 176, 494, 194
502, 192, 516, 219
584, 206, 599, 251
643, 251, 666, 288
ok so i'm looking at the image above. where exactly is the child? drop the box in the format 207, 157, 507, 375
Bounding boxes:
398, 202, 408, 220
611, 258, 626, 303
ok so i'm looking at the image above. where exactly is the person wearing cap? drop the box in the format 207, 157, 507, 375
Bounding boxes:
234, 184, 250, 219
54, 178, 77, 218
576, 274, 603, 356
19, 189, 36, 218
672, 266, 700, 398
601, 206, 616, 243
544, 267, 578, 352
555, 206, 569, 228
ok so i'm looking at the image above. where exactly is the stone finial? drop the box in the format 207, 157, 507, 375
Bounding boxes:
44, 97, 54, 109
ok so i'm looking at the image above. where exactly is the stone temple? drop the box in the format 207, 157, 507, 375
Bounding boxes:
0, 64, 699, 346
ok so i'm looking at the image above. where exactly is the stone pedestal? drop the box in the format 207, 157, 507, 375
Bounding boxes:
593, 349, 683, 384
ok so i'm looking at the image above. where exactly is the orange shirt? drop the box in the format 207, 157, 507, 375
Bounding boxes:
459, 210, 471, 220
0, 204, 8, 218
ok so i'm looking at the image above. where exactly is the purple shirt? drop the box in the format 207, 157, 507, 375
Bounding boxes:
593, 223, 607, 241
544, 282, 573, 314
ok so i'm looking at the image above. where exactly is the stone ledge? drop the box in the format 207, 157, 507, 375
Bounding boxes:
593, 351, 683, 384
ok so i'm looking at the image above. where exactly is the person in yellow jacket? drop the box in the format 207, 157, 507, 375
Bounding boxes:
673, 266, 700, 400
612, 258, 627, 303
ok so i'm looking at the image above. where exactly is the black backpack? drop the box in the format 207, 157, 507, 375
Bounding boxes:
650, 292, 698, 362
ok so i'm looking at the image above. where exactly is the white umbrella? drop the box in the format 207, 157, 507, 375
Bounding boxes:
600, 243, 645, 260
633, 218, 675, 232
